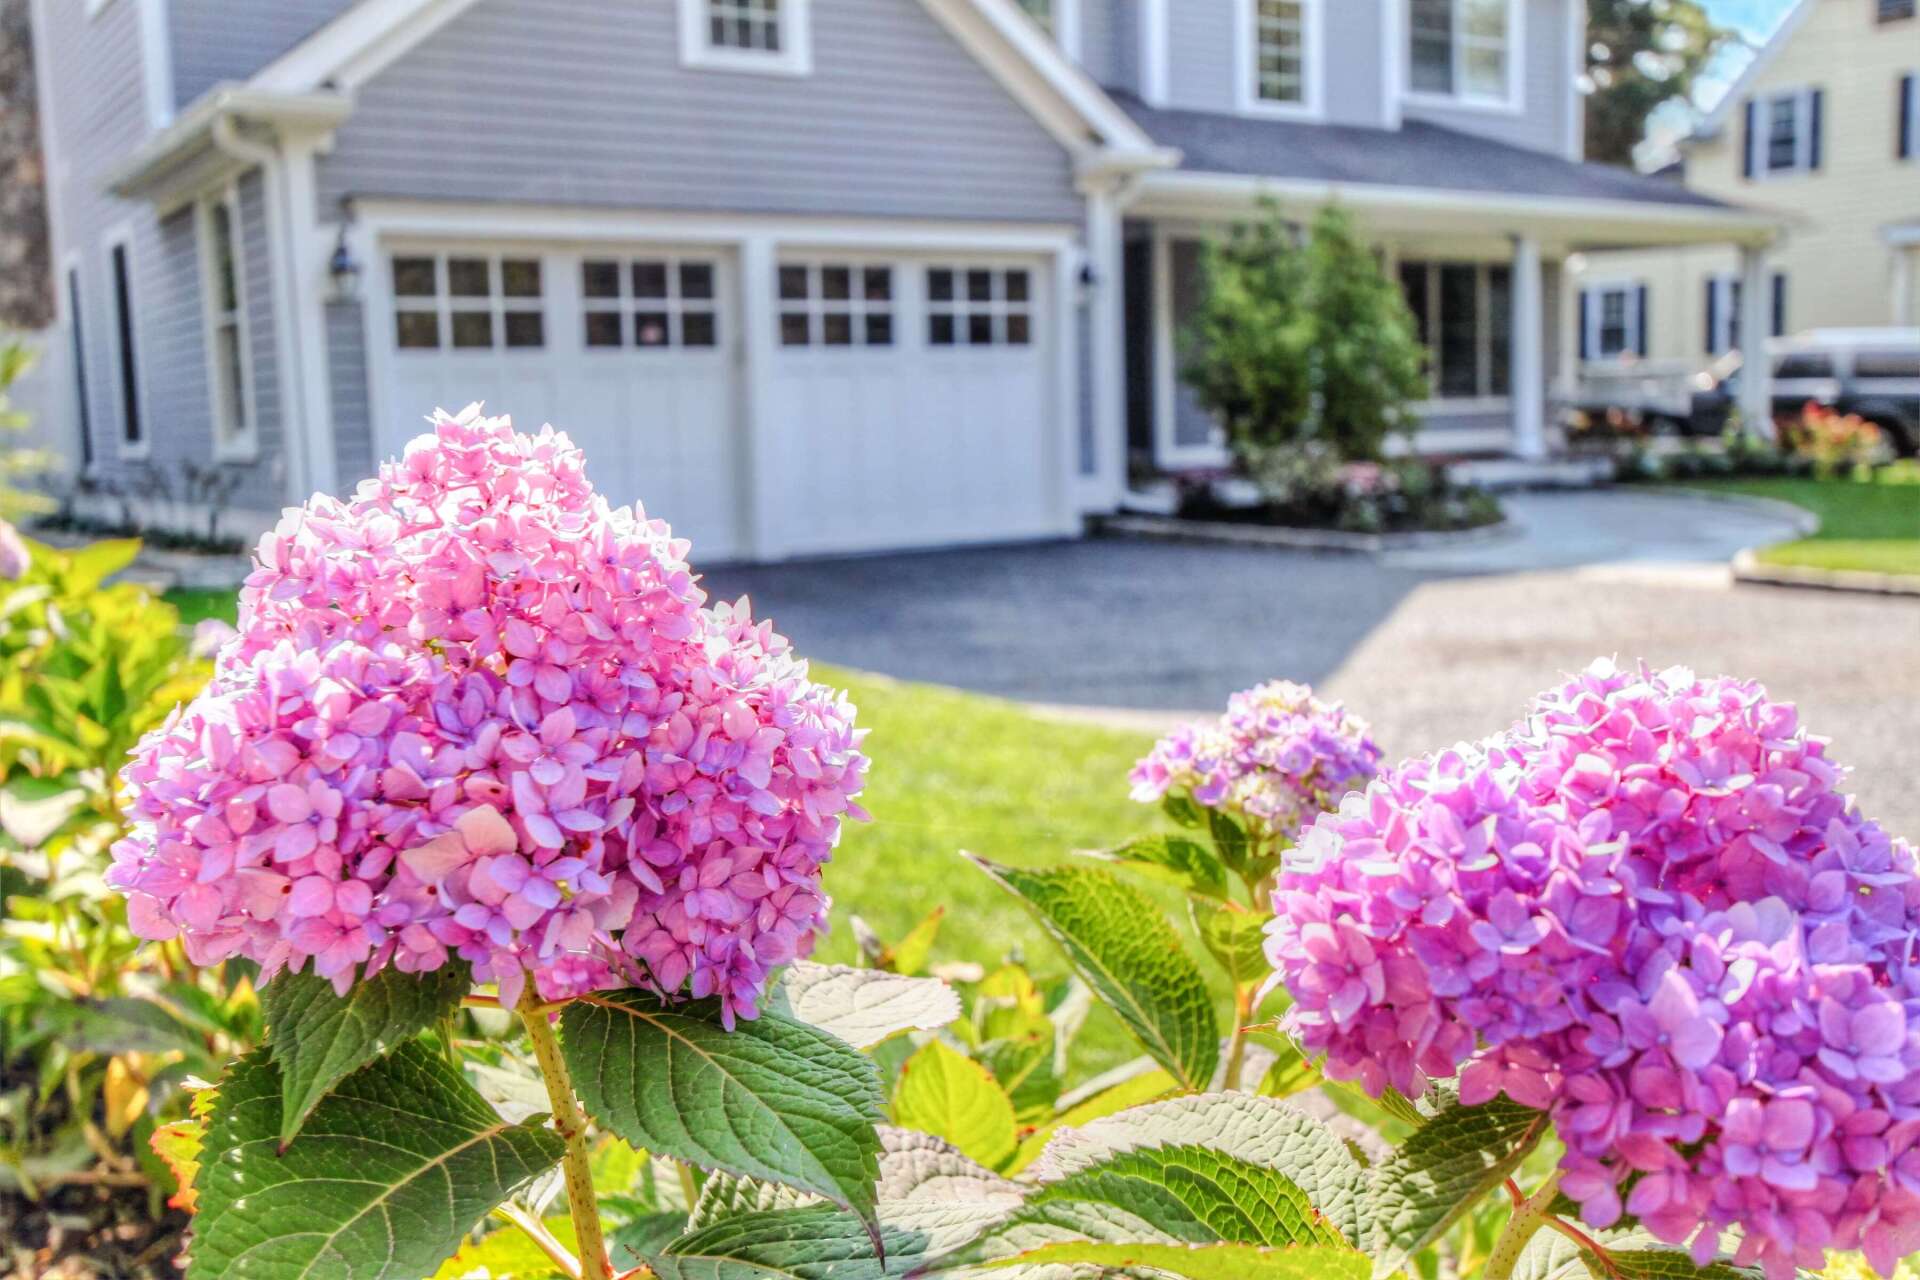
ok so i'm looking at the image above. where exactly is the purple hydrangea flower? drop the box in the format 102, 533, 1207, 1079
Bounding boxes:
1264, 659, 1920, 1279
1130, 680, 1382, 844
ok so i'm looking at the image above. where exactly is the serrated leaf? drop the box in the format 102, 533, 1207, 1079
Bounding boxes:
187, 1043, 564, 1280
966, 855, 1218, 1092
1602, 1248, 1764, 1279
1008, 1064, 1181, 1175
1187, 898, 1269, 987
636, 1130, 1022, 1279
1514, 1231, 1765, 1280
691, 1173, 819, 1231
560, 989, 886, 1239
263, 963, 470, 1146
1027, 1092, 1367, 1247
1366, 1095, 1547, 1276
892, 1040, 1018, 1172
1082, 835, 1228, 900
767, 963, 961, 1051
980, 1241, 1367, 1279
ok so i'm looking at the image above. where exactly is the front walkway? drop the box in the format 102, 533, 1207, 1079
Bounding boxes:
704, 490, 1918, 839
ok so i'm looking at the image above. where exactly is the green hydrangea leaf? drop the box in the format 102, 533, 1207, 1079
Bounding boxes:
1082, 835, 1229, 900
1025, 1091, 1368, 1247
1365, 1095, 1547, 1276
262, 963, 471, 1147
1187, 898, 1270, 987
690, 1173, 819, 1232
891, 1040, 1019, 1172
187, 1043, 564, 1280
636, 1129, 1023, 1279
976, 1241, 1368, 1279
965, 855, 1219, 1092
765, 962, 961, 1051
428, 1216, 577, 1280
559, 989, 886, 1240
1513, 1231, 1764, 1280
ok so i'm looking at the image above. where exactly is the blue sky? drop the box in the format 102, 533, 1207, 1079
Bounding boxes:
1705, 0, 1798, 40
1635, 0, 1798, 161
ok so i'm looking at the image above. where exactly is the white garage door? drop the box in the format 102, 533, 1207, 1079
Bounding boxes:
379, 245, 1063, 561
381, 246, 745, 560
764, 256, 1061, 558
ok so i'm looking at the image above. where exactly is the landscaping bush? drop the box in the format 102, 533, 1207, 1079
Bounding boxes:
1182, 203, 1428, 467
1179, 454, 1504, 535
1786, 402, 1891, 478
0, 528, 252, 1275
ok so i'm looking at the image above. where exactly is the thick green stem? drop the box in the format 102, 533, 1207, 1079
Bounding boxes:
519, 992, 613, 1280
1484, 1172, 1564, 1280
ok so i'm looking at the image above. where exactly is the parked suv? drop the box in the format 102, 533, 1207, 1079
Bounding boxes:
1690, 329, 1920, 453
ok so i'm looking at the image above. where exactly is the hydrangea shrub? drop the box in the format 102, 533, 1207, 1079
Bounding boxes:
1268, 660, 1920, 1278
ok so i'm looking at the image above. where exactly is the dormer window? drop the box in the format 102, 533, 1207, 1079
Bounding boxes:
1237, 0, 1322, 118
1407, 0, 1518, 110
678, 0, 812, 75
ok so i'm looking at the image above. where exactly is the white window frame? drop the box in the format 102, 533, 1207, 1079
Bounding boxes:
196, 185, 258, 462
677, 0, 812, 77
102, 224, 149, 461
1235, 0, 1325, 119
1581, 280, 1644, 365
1402, 0, 1524, 115
1751, 86, 1818, 178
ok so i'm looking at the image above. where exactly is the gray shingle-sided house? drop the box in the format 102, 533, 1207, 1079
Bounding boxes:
28, 0, 1784, 561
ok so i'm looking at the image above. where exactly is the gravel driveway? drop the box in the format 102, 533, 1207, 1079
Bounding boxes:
705, 491, 1920, 838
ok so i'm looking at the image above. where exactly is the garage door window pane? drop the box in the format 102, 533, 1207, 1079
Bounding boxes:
585, 312, 623, 347
452, 311, 494, 348
928, 269, 955, 303
683, 311, 718, 347
779, 266, 810, 301
633, 262, 669, 299
502, 259, 542, 298
635, 313, 671, 347
680, 263, 715, 300
396, 311, 439, 349
967, 270, 993, 303
505, 311, 545, 348
1007, 313, 1031, 346
583, 260, 621, 298
863, 268, 891, 302
448, 258, 491, 298
968, 314, 994, 345
929, 313, 956, 346
865, 313, 893, 346
781, 312, 811, 346
394, 257, 437, 296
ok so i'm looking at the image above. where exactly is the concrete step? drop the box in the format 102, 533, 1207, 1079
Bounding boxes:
1444, 455, 1615, 491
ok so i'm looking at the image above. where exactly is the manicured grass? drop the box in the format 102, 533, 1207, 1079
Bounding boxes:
161, 588, 1192, 1074
1675, 473, 1920, 577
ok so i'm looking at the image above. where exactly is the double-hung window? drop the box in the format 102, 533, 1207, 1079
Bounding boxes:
1400, 261, 1514, 399
1746, 87, 1822, 177
679, 0, 811, 75
198, 188, 255, 459
1240, 0, 1320, 116
1407, 0, 1516, 109
1575, 282, 1646, 363
1704, 272, 1788, 354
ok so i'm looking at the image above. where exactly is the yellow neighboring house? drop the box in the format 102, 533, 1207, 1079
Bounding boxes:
1574, 0, 1920, 374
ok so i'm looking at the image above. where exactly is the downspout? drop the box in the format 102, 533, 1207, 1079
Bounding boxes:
210, 113, 313, 500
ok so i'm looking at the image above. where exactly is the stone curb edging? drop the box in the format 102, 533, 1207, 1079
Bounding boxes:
1665, 485, 1920, 599
1095, 512, 1518, 555
1731, 550, 1920, 599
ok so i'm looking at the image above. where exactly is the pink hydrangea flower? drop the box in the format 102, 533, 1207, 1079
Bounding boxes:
110, 406, 867, 1025
1265, 659, 1920, 1279
1130, 680, 1381, 843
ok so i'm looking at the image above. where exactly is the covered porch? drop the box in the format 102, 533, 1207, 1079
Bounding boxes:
1094, 101, 1787, 475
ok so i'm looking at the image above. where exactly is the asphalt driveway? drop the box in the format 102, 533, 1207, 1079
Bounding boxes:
704, 491, 1920, 838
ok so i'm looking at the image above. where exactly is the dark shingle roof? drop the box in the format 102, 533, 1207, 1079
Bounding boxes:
1113, 92, 1734, 211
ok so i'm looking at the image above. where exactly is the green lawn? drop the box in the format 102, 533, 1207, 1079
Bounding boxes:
1676, 473, 1920, 577
162, 588, 1191, 1075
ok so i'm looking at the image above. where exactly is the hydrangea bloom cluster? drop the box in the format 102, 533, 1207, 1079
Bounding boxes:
1129, 680, 1381, 842
109, 407, 866, 1024
1265, 659, 1920, 1278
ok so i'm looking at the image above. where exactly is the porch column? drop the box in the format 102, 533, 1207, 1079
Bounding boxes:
1509, 233, 1547, 461
1082, 178, 1127, 511
1738, 244, 1774, 440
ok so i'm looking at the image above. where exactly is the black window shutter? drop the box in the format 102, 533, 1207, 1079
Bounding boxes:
1635, 285, 1650, 357
1901, 74, 1914, 160
1772, 273, 1788, 337
1578, 290, 1591, 360
1743, 99, 1757, 178
1808, 89, 1824, 169
1705, 279, 1719, 354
